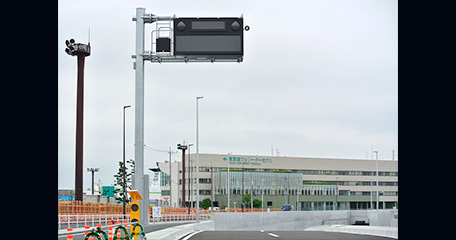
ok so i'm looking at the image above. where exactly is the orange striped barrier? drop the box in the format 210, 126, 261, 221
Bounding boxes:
84, 226, 90, 239
108, 222, 114, 240
66, 228, 73, 240
96, 224, 102, 239
116, 222, 121, 239
123, 221, 128, 234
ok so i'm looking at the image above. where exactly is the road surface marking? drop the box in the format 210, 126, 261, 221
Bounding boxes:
268, 233, 279, 238
182, 230, 204, 240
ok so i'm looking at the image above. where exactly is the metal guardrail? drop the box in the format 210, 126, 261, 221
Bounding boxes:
58, 222, 136, 236
60, 222, 148, 240
58, 213, 212, 231
58, 214, 130, 229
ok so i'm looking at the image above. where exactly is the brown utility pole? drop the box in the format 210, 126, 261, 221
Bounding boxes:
177, 143, 188, 207
65, 39, 91, 201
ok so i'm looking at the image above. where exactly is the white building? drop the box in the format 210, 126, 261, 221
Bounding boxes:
158, 153, 398, 210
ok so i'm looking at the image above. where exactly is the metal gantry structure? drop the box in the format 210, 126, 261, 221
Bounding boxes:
132, 7, 245, 226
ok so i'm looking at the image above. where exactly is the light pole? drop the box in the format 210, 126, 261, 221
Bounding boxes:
227, 152, 232, 213
196, 96, 203, 223
122, 105, 131, 217
188, 143, 194, 214
287, 175, 290, 205
261, 179, 264, 212
334, 177, 338, 210
65, 38, 91, 201
251, 180, 254, 210
370, 177, 373, 210
177, 143, 188, 207
284, 176, 289, 205
242, 162, 245, 212
373, 150, 379, 210
87, 168, 99, 195
297, 182, 299, 211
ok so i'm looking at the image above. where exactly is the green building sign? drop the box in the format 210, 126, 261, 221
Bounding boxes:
222, 156, 272, 166
101, 186, 115, 197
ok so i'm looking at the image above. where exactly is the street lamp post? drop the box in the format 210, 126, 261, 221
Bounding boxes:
188, 143, 194, 214
122, 105, 131, 218
261, 179, 264, 212
227, 152, 232, 213
242, 162, 245, 212
251, 180, 254, 210
370, 177, 373, 210
334, 177, 339, 210
196, 96, 203, 223
177, 143, 188, 207
87, 168, 99, 195
65, 38, 91, 201
373, 150, 379, 210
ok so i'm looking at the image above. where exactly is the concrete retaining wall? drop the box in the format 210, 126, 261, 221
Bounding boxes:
212, 210, 396, 230
213, 210, 349, 231
306, 225, 398, 239
147, 210, 397, 240
348, 210, 370, 224
369, 210, 394, 227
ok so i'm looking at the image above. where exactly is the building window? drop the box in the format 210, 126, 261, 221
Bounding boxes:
199, 167, 211, 172
199, 190, 211, 195
199, 178, 212, 184
339, 190, 349, 195
267, 201, 273, 206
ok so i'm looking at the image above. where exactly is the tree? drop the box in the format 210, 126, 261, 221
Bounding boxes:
243, 194, 262, 208
200, 198, 211, 209
253, 199, 262, 208
244, 194, 251, 207
113, 159, 135, 204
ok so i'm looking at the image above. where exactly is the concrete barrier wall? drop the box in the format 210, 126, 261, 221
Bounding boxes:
348, 210, 370, 224
213, 211, 349, 231
212, 210, 395, 231
369, 210, 395, 227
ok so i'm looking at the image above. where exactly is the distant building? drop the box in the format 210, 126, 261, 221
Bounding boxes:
158, 153, 398, 211
58, 188, 115, 203
148, 168, 163, 205
58, 189, 75, 201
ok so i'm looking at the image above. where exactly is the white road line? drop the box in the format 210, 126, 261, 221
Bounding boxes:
268, 233, 279, 238
182, 230, 204, 240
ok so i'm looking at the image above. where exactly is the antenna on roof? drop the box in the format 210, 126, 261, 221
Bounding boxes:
88, 27, 91, 46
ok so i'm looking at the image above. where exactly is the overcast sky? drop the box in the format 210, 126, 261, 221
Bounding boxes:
58, 0, 398, 191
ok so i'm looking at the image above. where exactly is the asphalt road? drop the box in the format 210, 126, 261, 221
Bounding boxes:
182, 231, 394, 240
58, 222, 189, 240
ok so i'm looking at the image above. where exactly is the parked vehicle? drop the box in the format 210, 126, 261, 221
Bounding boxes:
282, 204, 292, 211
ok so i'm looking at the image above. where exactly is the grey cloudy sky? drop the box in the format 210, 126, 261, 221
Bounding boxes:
58, 0, 398, 190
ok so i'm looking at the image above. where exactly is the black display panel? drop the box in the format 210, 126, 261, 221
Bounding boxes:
174, 17, 243, 56
192, 21, 225, 30
175, 36, 241, 53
